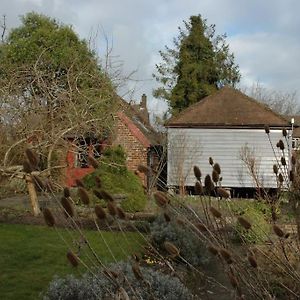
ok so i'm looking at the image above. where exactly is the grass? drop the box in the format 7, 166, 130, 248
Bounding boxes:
0, 223, 145, 300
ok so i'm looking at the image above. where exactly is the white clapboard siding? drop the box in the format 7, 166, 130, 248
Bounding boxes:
167, 128, 291, 188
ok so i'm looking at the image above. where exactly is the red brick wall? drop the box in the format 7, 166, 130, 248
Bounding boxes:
113, 117, 148, 185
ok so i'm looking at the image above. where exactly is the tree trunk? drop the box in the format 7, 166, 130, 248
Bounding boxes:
25, 174, 40, 216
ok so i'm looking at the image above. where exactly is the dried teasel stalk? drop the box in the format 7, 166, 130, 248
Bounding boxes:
61, 197, 74, 218
264, 125, 270, 134
195, 181, 203, 195
193, 165, 202, 180
31, 175, 45, 191
43, 208, 55, 227
164, 241, 180, 257
87, 155, 99, 169
66, 251, 79, 267
237, 217, 251, 230
216, 187, 230, 199
25, 148, 39, 169
196, 222, 208, 232
77, 187, 90, 205
116, 287, 130, 300
209, 206, 222, 219
153, 191, 168, 207
273, 224, 285, 238
95, 204, 106, 220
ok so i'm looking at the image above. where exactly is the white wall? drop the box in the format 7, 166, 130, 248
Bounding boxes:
167, 128, 291, 188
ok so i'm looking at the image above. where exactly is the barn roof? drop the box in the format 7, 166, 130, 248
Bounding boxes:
166, 87, 290, 128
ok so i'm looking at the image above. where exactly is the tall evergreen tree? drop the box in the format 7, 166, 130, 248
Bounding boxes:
153, 15, 240, 115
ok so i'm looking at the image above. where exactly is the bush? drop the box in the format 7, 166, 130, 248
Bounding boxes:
44, 261, 193, 300
150, 214, 210, 266
83, 146, 147, 212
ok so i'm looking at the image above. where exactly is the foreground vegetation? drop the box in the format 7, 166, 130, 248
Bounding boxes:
0, 223, 144, 300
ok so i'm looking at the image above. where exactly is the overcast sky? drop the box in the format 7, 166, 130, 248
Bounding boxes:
1, 0, 300, 117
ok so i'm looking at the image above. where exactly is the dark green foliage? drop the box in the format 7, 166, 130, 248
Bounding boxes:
44, 261, 193, 300
150, 215, 210, 266
83, 146, 147, 212
153, 15, 240, 115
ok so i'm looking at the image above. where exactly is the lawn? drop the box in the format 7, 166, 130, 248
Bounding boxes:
0, 223, 145, 300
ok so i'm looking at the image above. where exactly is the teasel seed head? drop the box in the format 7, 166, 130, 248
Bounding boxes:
43, 208, 55, 227
289, 170, 294, 182
228, 272, 239, 289
99, 189, 115, 202
273, 164, 278, 175
75, 179, 85, 188
132, 263, 143, 280
276, 142, 280, 148
164, 241, 180, 257
212, 169, 219, 183
204, 174, 214, 193
220, 248, 233, 264
209, 157, 214, 165
291, 155, 296, 165
273, 224, 285, 238
278, 139, 285, 150
281, 157, 286, 166
282, 128, 287, 137
153, 191, 168, 207
95, 176, 102, 188
237, 216, 251, 230
278, 173, 284, 183
213, 163, 221, 175
66, 251, 79, 267
209, 206, 222, 219
23, 160, 33, 173
116, 207, 126, 220
193, 165, 202, 180
77, 187, 90, 205
248, 254, 258, 268
95, 204, 106, 220
196, 222, 208, 232
264, 125, 270, 134
87, 156, 99, 168
164, 212, 171, 222
285, 232, 290, 239
45, 179, 54, 193
107, 201, 117, 216
25, 148, 39, 169
61, 197, 74, 218
137, 164, 150, 174
217, 187, 230, 199
207, 245, 219, 256
63, 187, 70, 198
195, 181, 203, 195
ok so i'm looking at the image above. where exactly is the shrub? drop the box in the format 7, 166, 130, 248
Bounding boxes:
43, 261, 193, 300
150, 214, 210, 266
83, 146, 147, 212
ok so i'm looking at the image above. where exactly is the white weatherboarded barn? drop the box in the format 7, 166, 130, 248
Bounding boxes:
166, 87, 291, 189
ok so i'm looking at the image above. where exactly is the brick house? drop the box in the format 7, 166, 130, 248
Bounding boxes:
65, 94, 162, 188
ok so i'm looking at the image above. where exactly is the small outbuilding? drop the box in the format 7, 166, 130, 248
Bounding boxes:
166, 87, 291, 192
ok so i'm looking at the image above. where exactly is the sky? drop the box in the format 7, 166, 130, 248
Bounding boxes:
1, 0, 300, 119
